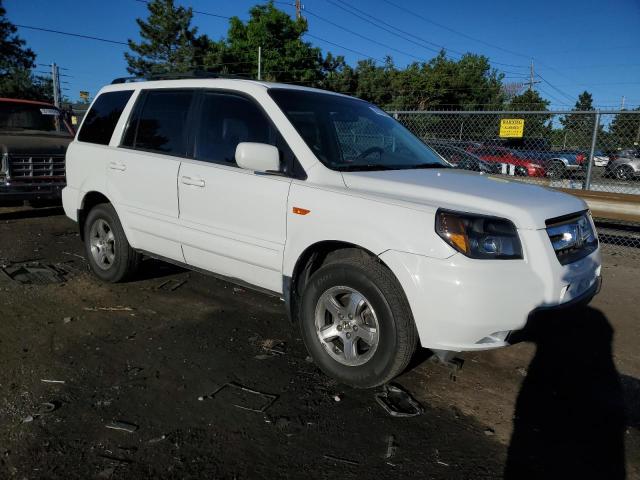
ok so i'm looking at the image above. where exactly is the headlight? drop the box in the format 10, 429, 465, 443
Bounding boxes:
435, 209, 523, 259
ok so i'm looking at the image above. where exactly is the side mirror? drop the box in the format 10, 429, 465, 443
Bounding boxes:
235, 142, 280, 173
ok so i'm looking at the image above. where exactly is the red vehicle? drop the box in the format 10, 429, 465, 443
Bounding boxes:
467, 146, 546, 177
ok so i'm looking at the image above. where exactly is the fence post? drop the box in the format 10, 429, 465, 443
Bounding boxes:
583, 111, 600, 191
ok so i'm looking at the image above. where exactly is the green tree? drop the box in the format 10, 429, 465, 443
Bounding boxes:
215, 2, 326, 84
125, 0, 213, 76
0, 0, 51, 100
560, 91, 596, 149
607, 107, 640, 149
506, 89, 551, 142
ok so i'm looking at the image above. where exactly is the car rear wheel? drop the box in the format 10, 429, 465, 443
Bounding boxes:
615, 164, 634, 181
299, 251, 417, 388
84, 203, 140, 282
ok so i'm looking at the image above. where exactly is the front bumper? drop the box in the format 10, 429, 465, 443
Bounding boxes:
380, 230, 601, 352
0, 181, 65, 202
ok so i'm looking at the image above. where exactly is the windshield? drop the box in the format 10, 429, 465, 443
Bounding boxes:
0, 101, 68, 134
268, 89, 448, 171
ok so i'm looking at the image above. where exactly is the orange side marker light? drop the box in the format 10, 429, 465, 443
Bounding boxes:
292, 207, 311, 216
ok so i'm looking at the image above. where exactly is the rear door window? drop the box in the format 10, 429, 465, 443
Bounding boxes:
122, 90, 194, 157
78, 90, 134, 145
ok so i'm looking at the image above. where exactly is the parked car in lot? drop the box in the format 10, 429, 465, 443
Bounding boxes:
466, 146, 547, 177
605, 148, 640, 180
593, 149, 609, 167
490, 138, 585, 178
0, 98, 74, 204
63, 76, 601, 388
427, 142, 501, 174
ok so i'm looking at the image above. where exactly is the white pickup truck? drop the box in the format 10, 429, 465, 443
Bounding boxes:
62, 76, 601, 388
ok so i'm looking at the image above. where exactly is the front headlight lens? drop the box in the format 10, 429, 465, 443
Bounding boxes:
435, 209, 523, 259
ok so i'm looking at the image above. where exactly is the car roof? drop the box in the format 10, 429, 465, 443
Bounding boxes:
0, 97, 58, 108
97, 77, 352, 99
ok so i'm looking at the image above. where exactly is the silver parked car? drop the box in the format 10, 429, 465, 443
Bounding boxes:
605, 148, 640, 180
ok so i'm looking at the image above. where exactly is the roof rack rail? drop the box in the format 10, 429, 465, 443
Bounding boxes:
111, 71, 251, 84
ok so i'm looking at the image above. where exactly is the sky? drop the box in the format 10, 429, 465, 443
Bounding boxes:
5, 0, 640, 109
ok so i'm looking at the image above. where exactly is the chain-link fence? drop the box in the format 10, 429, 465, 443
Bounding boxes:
391, 109, 640, 253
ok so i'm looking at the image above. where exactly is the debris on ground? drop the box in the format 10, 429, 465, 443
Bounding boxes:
96, 467, 116, 479
84, 306, 133, 312
105, 421, 139, 433
483, 427, 495, 436
199, 382, 278, 413
41, 379, 65, 384
63, 316, 72, 324
254, 339, 286, 359
155, 278, 187, 291
333, 394, 342, 402
383, 434, 397, 459
38, 402, 58, 414
232, 287, 245, 293
61, 251, 85, 260
148, 434, 167, 444
1, 262, 66, 285
375, 384, 424, 418
323, 454, 359, 466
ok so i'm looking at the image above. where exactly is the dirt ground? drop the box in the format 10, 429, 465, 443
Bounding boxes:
0, 205, 638, 480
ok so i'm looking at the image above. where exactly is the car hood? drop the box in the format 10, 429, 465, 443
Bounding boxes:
0, 132, 72, 155
341, 168, 587, 230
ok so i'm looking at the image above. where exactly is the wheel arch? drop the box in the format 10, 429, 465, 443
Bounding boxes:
78, 191, 112, 241
284, 240, 398, 324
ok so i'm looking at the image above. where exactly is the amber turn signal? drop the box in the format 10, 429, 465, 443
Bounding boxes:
292, 207, 311, 215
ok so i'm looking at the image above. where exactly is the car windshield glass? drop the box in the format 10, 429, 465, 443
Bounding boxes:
268, 89, 448, 171
0, 101, 67, 134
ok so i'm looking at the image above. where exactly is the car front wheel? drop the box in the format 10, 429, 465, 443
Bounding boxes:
299, 251, 417, 388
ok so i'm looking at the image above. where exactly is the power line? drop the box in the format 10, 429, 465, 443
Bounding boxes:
16, 24, 128, 45
304, 9, 426, 62
325, 0, 529, 72
380, 0, 531, 60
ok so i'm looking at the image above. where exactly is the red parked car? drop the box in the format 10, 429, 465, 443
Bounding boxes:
467, 146, 547, 177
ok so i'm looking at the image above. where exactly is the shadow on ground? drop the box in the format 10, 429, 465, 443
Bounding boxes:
0, 206, 64, 221
505, 306, 628, 479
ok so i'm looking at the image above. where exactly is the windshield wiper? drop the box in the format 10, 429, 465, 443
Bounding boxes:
403, 163, 450, 169
337, 164, 395, 171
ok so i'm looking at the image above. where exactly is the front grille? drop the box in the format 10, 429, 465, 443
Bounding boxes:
546, 211, 598, 265
7, 154, 66, 180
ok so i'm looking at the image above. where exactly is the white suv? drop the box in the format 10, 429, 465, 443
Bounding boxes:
63, 77, 601, 388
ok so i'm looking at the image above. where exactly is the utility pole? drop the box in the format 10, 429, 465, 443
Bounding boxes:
295, 0, 302, 19
51, 62, 61, 108
257, 46, 262, 80
527, 60, 540, 91
621, 95, 626, 110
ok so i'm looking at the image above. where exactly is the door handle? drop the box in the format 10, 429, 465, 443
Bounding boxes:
181, 175, 205, 187
109, 161, 126, 171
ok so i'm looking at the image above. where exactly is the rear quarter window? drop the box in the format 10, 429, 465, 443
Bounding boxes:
78, 90, 134, 145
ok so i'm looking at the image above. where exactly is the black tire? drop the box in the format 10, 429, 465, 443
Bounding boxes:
299, 251, 417, 388
83, 203, 140, 283
615, 164, 633, 181
548, 161, 566, 179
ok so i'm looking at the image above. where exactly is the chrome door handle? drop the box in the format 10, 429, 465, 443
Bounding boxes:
109, 161, 126, 171
181, 175, 205, 187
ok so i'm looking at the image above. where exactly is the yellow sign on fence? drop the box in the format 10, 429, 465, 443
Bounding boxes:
499, 118, 525, 138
